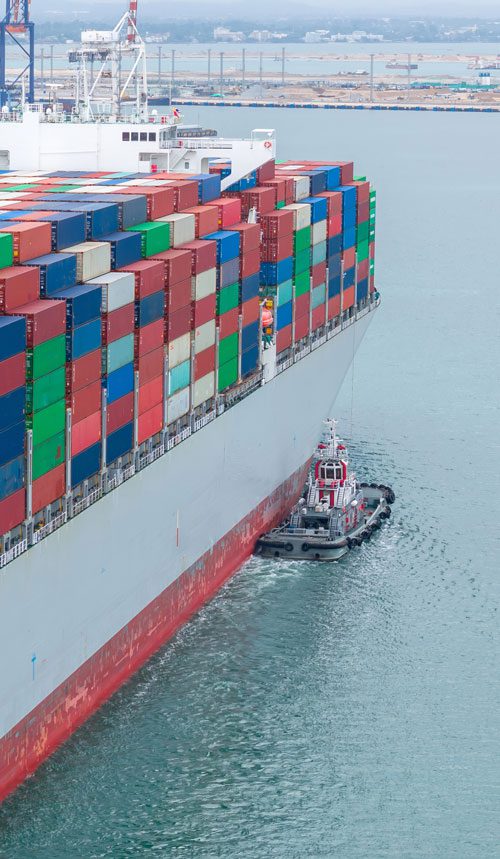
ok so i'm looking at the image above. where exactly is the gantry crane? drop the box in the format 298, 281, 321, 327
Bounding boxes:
0, 0, 35, 107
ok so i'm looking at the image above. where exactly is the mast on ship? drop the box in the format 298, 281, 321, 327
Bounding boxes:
70, 0, 148, 122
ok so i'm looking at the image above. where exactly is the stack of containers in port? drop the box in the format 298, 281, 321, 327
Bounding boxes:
230, 220, 261, 379
369, 188, 376, 293
352, 177, 370, 305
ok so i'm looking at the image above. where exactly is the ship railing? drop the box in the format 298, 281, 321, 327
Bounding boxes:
311, 333, 327, 351
0, 539, 28, 569
224, 372, 263, 407
294, 343, 311, 362
167, 427, 192, 450
194, 411, 216, 432
32, 512, 68, 544
160, 138, 236, 151
122, 464, 136, 481
276, 356, 293, 375
138, 444, 165, 470
72, 488, 103, 516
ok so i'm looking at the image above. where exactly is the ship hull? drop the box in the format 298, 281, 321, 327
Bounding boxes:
0, 311, 374, 802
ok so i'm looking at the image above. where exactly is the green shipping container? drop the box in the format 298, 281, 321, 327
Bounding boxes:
294, 227, 311, 254
44, 185, 81, 193
1, 183, 37, 192
26, 366, 66, 414
27, 398, 66, 446
168, 359, 190, 395
276, 201, 285, 209
294, 271, 310, 298
357, 240, 370, 262
216, 282, 239, 315
32, 431, 65, 481
277, 279, 293, 307
128, 221, 170, 258
0, 232, 13, 268
294, 248, 310, 276
356, 222, 370, 243
218, 332, 238, 366
218, 357, 238, 392
26, 334, 66, 380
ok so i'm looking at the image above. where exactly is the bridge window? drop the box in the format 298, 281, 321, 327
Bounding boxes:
140, 132, 147, 141
148, 132, 156, 141
122, 132, 130, 141
131, 132, 138, 142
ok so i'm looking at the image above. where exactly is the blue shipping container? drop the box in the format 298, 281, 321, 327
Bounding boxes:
327, 234, 342, 257
71, 441, 101, 488
241, 344, 259, 378
338, 185, 357, 209
342, 227, 356, 251
32, 201, 119, 239
191, 173, 221, 203
328, 276, 341, 298
27, 252, 77, 297
0, 421, 25, 468
106, 362, 134, 404
300, 171, 327, 195
241, 320, 259, 352
67, 318, 102, 361
218, 257, 240, 290
357, 278, 368, 301
37, 212, 86, 251
54, 283, 102, 328
43, 194, 147, 229
314, 165, 341, 190
135, 290, 164, 328
204, 230, 240, 264
104, 231, 142, 270
342, 207, 356, 230
106, 422, 134, 464
0, 454, 24, 501
276, 300, 293, 331
0, 386, 25, 432
260, 256, 294, 286
343, 267, 355, 289
303, 196, 328, 223
240, 272, 260, 303
328, 253, 342, 279
0, 316, 26, 362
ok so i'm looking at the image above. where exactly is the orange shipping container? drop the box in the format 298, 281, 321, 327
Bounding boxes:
0, 221, 52, 262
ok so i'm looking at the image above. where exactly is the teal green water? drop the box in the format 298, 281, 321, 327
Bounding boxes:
1, 110, 499, 857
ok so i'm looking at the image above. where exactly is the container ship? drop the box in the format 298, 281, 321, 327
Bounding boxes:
0, 8, 379, 803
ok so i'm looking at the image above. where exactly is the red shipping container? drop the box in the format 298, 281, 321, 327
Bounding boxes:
240, 247, 260, 279
107, 392, 134, 435
276, 324, 292, 354
194, 345, 215, 381
260, 209, 294, 240
240, 186, 276, 217
152, 247, 192, 285
319, 190, 343, 217
71, 410, 101, 457
262, 233, 293, 263
328, 295, 341, 319
218, 306, 239, 339
0, 222, 51, 263
120, 259, 164, 300
70, 379, 101, 424
328, 215, 342, 237
66, 349, 101, 394
166, 277, 191, 314
261, 177, 287, 202
12, 299, 66, 347
138, 375, 163, 415
192, 293, 215, 328
183, 205, 219, 238
257, 159, 275, 182
138, 403, 163, 445
311, 305, 326, 331
369, 241, 375, 261
181, 240, 217, 275
15, 211, 57, 222
172, 180, 199, 212
166, 303, 192, 341
134, 319, 164, 358
357, 201, 370, 223
0, 352, 25, 397
357, 258, 369, 281
0, 488, 25, 534
369, 274, 376, 293
343, 285, 355, 310
352, 180, 370, 204
102, 302, 134, 345
312, 261, 327, 288
32, 464, 65, 515
343, 247, 356, 270
229, 222, 260, 254
294, 291, 310, 320
119, 186, 175, 220
294, 312, 310, 342
0, 266, 39, 311
207, 197, 242, 228
136, 346, 163, 386
241, 296, 260, 327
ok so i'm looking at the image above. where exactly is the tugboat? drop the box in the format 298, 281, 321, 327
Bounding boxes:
256, 420, 395, 561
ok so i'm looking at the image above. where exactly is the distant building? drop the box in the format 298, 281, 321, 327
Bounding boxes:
213, 27, 244, 42
304, 30, 330, 43
248, 30, 273, 42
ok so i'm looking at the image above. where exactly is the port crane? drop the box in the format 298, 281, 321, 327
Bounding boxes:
0, 0, 35, 107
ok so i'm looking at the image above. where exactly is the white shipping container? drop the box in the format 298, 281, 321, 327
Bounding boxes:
311, 220, 327, 245
88, 270, 135, 312
192, 372, 215, 408
194, 319, 216, 354
72, 185, 117, 194
66, 241, 111, 283
159, 213, 196, 247
168, 333, 191, 369
192, 268, 216, 301
283, 203, 311, 231
292, 175, 310, 202
166, 387, 190, 424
